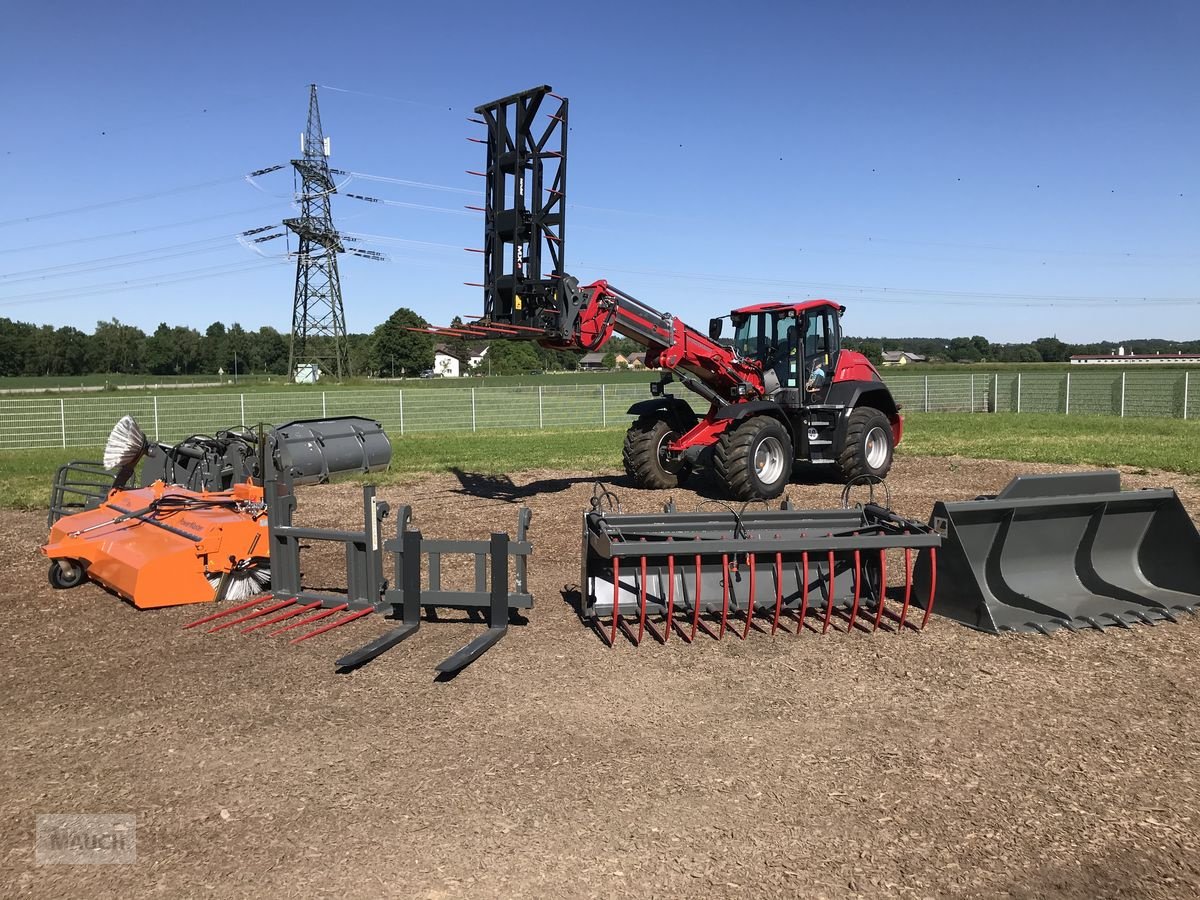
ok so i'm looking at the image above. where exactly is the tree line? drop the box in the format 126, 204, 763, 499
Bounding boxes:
4, 310, 1197, 379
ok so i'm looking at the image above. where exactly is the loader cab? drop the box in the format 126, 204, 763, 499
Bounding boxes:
731, 302, 841, 403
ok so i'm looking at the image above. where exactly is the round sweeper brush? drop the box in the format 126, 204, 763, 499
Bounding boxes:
103, 415, 150, 471
207, 560, 271, 603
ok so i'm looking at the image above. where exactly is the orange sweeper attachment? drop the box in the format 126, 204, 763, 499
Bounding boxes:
42, 415, 391, 609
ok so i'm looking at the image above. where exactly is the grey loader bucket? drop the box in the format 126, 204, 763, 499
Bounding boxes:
912, 470, 1200, 633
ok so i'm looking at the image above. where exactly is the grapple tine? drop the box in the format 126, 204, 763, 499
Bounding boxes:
289, 607, 374, 645
686, 552, 704, 642
636, 544, 648, 645
241, 601, 322, 634
846, 549, 863, 632
664, 543, 675, 643
208, 599, 294, 633
796, 550, 810, 635
609, 557, 620, 648
266, 603, 348, 637
897, 545, 913, 633
872, 549, 888, 632
821, 549, 836, 634
741, 552, 756, 640
718, 553, 731, 640
919, 548, 937, 629
183, 594, 271, 629
770, 550, 784, 635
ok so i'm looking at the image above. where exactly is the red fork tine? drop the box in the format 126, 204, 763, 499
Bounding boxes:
872, 549, 888, 632
846, 550, 863, 632
183, 594, 271, 629
290, 607, 374, 645
208, 599, 294, 633
718, 553, 731, 640
770, 550, 784, 635
242, 601, 322, 634
920, 549, 938, 629
686, 552, 704, 642
664, 543, 675, 643
634, 548, 648, 646
610, 558, 621, 648
897, 546, 914, 633
741, 552, 756, 639
821, 549, 837, 634
266, 603, 348, 637
796, 550, 810, 635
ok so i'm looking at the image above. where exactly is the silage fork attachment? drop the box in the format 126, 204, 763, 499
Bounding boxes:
580, 484, 941, 646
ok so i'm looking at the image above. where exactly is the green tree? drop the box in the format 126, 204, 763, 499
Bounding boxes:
485, 340, 542, 375
857, 341, 883, 366
1032, 336, 1069, 362
602, 349, 617, 369
371, 307, 433, 376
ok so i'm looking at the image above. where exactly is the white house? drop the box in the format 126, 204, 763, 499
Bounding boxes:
433, 343, 490, 376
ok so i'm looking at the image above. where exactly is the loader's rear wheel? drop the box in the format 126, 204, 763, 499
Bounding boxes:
623, 414, 685, 489
715, 416, 793, 500
48, 559, 86, 590
839, 407, 894, 482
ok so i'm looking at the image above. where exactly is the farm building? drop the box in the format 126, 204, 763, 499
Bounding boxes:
881, 350, 927, 366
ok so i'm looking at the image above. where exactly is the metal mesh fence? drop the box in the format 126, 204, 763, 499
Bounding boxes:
1, 370, 1196, 451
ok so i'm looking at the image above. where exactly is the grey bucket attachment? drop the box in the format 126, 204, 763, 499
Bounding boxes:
580, 493, 941, 646
912, 470, 1200, 634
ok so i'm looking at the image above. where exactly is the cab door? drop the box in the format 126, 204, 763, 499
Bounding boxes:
799, 308, 841, 404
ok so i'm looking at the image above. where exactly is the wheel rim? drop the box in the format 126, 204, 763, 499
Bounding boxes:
864, 426, 890, 469
754, 436, 786, 484
656, 429, 682, 473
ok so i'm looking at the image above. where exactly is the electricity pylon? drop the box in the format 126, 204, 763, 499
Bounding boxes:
285, 84, 350, 381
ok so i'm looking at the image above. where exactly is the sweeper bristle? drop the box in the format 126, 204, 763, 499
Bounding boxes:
103, 415, 148, 470
208, 566, 271, 603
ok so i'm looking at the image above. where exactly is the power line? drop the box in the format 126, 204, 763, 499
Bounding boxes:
0, 166, 284, 228
0, 258, 287, 307
0, 203, 288, 256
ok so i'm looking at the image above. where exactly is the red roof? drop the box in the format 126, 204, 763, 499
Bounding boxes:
734, 299, 844, 315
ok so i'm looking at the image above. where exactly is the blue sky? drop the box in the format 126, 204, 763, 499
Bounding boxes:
1, 1, 1196, 343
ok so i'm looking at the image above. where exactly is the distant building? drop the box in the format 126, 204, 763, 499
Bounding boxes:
580, 351, 607, 370
433, 343, 490, 377
880, 351, 927, 366
1070, 351, 1200, 365
626, 352, 647, 369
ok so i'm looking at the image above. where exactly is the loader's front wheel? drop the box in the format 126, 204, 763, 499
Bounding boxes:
838, 407, 894, 482
48, 559, 86, 590
623, 414, 686, 489
716, 416, 793, 500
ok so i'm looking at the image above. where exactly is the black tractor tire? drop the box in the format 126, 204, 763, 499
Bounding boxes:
714, 416, 793, 501
838, 407, 895, 482
622, 414, 686, 489
48, 558, 86, 590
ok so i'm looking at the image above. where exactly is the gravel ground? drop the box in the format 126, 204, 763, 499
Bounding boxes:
2, 455, 1198, 899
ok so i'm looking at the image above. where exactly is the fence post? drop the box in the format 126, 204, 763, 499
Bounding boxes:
602, 384, 607, 427
539, 386, 544, 429
60, 398, 66, 449
1185, 371, 1190, 421
322, 391, 327, 418
472, 387, 477, 432
239, 393, 245, 428
993, 373, 998, 413
970, 375, 975, 413
154, 395, 161, 440
1065, 372, 1070, 415
1120, 372, 1126, 417
923, 375, 929, 412
1016, 373, 1022, 413
398, 389, 404, 435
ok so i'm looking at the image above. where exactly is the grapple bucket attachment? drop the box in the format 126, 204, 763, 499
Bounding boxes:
581, 502, 941, 645
912, 470, 1200, 633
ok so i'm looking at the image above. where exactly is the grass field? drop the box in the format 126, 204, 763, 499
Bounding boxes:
5, 411, 1197, 510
